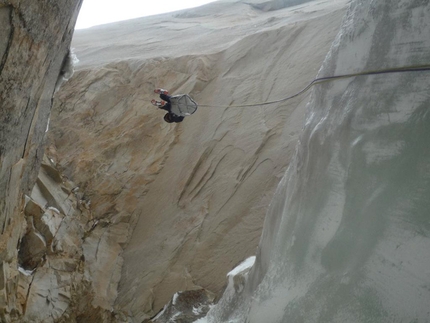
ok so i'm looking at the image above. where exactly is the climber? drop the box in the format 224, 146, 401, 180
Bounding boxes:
151, 89, 184, 123
151, 89, 198, 123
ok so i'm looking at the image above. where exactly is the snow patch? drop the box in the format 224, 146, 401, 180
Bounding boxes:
45, 117, 50, 133
47, 206, 61, 214
153, 305, 167, 320
18, 266, 35, 276
227, 256, 256, 277
172, 292, 179, 305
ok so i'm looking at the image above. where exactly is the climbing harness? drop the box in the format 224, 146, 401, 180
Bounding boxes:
198, 64, 430, 109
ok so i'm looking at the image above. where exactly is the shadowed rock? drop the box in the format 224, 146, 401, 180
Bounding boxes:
0, 0, 82, 321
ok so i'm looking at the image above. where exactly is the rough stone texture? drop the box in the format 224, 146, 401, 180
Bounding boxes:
124, 260, 254, 323
49, 0, 349, 321
148, 289, 215, 323
0, 0, 82, 321
14, 157, 122, 322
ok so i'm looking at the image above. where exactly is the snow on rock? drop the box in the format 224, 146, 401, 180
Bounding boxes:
203, 257, 256, 323
227, 256, 256, 277
149, 289, 215, 323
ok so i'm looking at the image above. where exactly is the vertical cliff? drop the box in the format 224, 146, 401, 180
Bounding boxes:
0, 0, 364, 321
204, 1, 430, 322
49, 0, 349, 321
0, 1, 82, 321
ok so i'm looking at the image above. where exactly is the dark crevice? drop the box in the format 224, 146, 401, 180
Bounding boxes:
23, 274, 36, 315
0, 5, 14, 75
21, 97, 37, 159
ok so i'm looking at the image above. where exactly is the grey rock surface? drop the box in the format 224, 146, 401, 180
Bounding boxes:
204, 1, 430, 322
0, 0, 82, 321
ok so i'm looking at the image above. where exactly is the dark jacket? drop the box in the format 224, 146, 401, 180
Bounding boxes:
159, 93, 184, 123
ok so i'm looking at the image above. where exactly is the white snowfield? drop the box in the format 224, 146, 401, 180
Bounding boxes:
200, 0, 430, 322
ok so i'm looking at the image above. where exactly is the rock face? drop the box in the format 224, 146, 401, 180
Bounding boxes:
148, 289, 215, 323
0, 1, 82, 321
204, 1, 430, 322
49, 0, 349, 321
16, 157, 121, 322
4, 1, 428, 322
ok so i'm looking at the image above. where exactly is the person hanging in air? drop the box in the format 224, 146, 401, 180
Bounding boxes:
151, 88, 198, 123
151, 89, 184, 123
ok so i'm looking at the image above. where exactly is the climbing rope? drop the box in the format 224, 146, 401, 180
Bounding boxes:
198, 64, 430, 108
